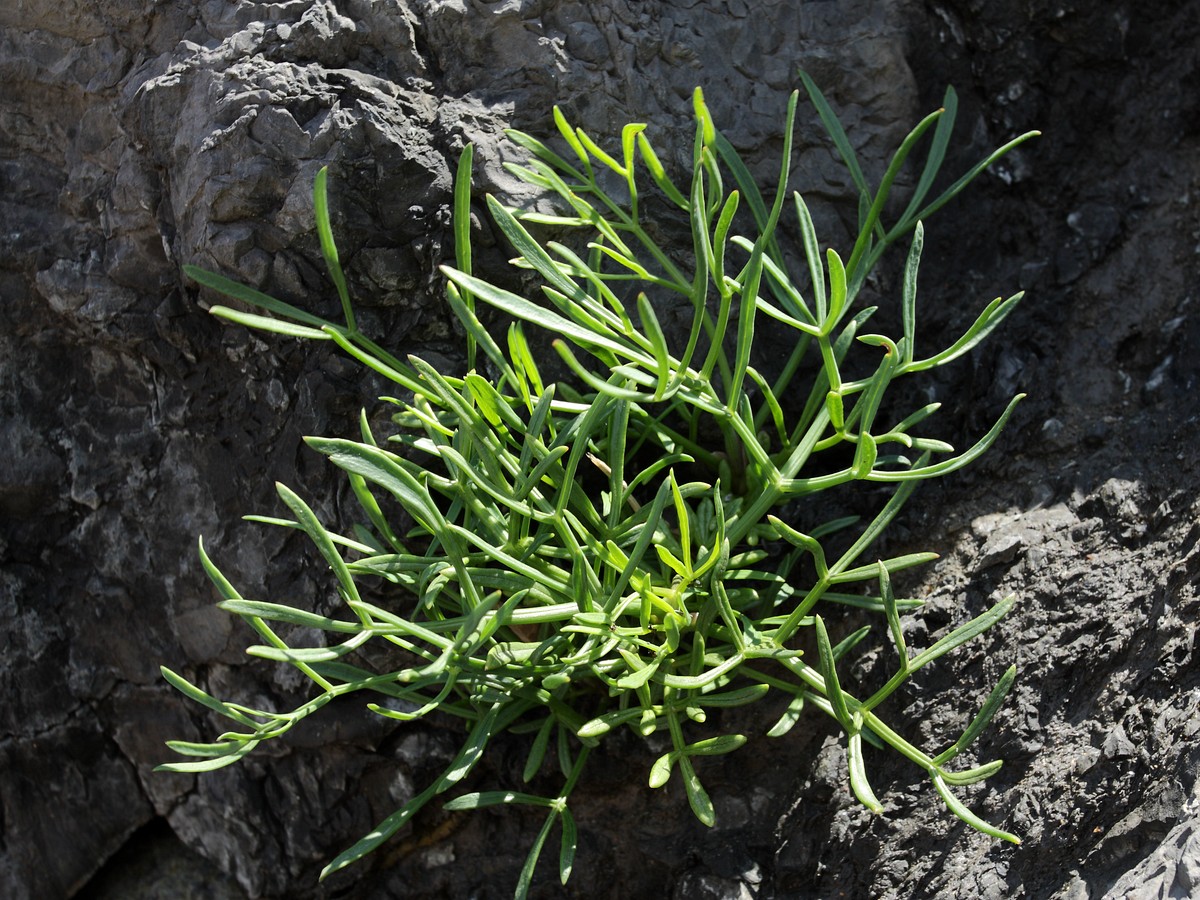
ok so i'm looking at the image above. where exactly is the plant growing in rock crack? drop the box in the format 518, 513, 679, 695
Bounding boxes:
160, 73, 1038, 897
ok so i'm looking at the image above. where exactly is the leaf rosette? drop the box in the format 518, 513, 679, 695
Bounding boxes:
161, 74, 1038, 896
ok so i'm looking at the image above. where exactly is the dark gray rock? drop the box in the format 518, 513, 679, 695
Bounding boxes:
80, 820, 247, 900
1098, 809, 1200, 900
3, 0, 1200, 898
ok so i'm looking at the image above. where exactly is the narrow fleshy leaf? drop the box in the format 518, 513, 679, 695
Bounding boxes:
815, 616, 852, 732
848, 730, 883, 813
909, 596, 1016, 673
209, 307, 332, 340
559, 807, 577, 884
931, 773, 1020, 844
681, 758, 716, 826
901, 222, 924, 365
313, 167, 354, 331
933, 664, 1018, 767
443, 791, 553, 810
185, 266, 329, 327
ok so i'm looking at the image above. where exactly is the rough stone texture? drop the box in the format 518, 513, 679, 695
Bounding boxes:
2, 0, 1199, 898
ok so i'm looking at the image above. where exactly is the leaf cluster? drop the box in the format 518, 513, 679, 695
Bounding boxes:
162, 74, 1037, 896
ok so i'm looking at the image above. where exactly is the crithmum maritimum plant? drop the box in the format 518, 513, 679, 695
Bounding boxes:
161, 73, 1038, 897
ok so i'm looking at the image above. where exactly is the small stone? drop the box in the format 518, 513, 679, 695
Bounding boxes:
1101, 722, 1136, 760
979, 531, 1026, 569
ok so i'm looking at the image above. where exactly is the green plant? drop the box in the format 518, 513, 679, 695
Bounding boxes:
160, 75, 1038, 896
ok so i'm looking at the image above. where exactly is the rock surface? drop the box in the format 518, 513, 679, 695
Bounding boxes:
3, 0, 1199, 898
